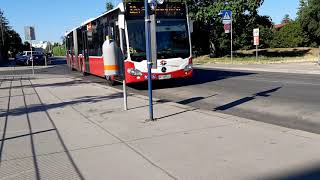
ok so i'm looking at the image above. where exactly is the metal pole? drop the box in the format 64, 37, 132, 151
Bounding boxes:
0, 16, 4, 47
318, 46, 320, 65
256, 45, 258, 61
123, 79, 128, 111
144, 0, 154, 121
45, 54, 47, 66
119, 27, 128, 111
231, 13, 233, 63
30, 40, 34, 75
45, 42, 48, 66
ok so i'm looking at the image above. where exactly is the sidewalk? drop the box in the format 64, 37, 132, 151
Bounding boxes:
1, 74, 320, 179
197, 61, 320, 75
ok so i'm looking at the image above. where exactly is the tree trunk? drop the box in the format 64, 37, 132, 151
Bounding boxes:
209, 29, 217, 58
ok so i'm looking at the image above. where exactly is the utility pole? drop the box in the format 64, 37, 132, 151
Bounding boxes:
0, 14, 4, 47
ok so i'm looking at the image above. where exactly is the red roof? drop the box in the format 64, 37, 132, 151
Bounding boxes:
273, 23, 288, 29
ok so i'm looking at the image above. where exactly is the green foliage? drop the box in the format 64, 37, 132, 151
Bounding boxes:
270, 21, 309, 48
186, 0, 267, 57
52, 45, 66, 56
281, 14, 292, 24
6, 29, 23, 55
106, 1, 114, 11
0, 9, 24, 59
298, 0, 320, 45
258, 25, 273, 49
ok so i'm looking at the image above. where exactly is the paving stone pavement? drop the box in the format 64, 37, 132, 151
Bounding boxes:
1, 74, 320, 180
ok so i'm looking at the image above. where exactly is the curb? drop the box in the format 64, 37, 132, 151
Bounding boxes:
196, 63, 320, 75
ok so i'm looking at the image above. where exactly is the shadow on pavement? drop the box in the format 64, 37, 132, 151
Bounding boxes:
266, 164, 320, 180
0, 77, 87, 179
50, 57, 67, 65
129, 68, 256, 90
0, 78, 90, 90
214, 87, 282, 111
177, 94, 217, 105
0, 93, 123, 117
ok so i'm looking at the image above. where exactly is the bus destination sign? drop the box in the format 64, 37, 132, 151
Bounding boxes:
126, 2, 186, 18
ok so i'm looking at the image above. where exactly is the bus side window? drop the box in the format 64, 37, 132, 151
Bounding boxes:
103, 22, 109, 42
109, 25, 115, 43
114, 24, 120, 47
121, 29, 128, 59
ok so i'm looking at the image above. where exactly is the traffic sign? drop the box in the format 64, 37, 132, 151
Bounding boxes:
223, 19, 232, 24
253, 28, 259, 37
254, 36, 260, 46
24, 26, 36, 40
221, 10, 232, 20
224, 24, 231, 33
219, 10, 233, 62
253, 28, 260, 45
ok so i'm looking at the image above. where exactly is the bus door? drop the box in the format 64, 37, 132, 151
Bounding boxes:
110, 20, 126, 79
82, 31, 90, 72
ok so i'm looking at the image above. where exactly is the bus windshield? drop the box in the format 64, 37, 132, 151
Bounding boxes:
127, 19, 190, 61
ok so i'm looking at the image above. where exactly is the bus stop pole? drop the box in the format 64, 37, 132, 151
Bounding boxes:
145, 0, 154, 121
30, 40, 34, 75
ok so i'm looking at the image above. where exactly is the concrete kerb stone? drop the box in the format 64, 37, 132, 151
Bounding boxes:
0, 65, 55, 72
196, 62, 320, 75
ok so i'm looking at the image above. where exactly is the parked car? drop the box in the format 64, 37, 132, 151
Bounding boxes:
15, 51, 45, 65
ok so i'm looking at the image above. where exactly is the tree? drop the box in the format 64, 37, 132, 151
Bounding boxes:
52, 45, 66, 56
106, 1, 114, 11
6, 29, 23, 56
270, 21, 309, 48
0, 9, 9, 61
186, 0, 266, 57
258, 25, 273, 49
0, 9, 24, 60
281, 14, 292, 24
298, 0, 320, 45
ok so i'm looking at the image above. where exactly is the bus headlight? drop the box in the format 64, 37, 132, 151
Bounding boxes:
184, 64, 193, 71
127, 68, 142, 76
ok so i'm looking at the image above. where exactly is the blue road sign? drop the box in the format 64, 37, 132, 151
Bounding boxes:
221, 10, 232, 20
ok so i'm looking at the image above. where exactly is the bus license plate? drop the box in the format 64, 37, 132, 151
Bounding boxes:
158, 74, 171, 80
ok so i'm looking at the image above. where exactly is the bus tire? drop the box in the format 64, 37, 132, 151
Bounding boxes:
106, 76, 116, 86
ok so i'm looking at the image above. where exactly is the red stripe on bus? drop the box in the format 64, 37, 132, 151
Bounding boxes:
89, 57, 104, 77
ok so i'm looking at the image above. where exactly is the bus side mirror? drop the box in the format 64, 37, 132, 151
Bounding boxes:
119, 14, 125, 29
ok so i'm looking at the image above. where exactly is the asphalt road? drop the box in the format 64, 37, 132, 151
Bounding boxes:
3, 57, 320, 134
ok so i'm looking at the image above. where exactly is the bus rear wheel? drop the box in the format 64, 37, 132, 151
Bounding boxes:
82, 71, 88, 76
106, 76, 116, 86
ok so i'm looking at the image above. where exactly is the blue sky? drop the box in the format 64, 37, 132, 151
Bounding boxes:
0, 0, 299, 43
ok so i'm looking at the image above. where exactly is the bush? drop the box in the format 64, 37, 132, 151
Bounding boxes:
52, 46, 66, 56
270, 22, 309, 48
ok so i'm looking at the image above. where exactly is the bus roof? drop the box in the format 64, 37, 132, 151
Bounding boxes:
64, 3, 124, 37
